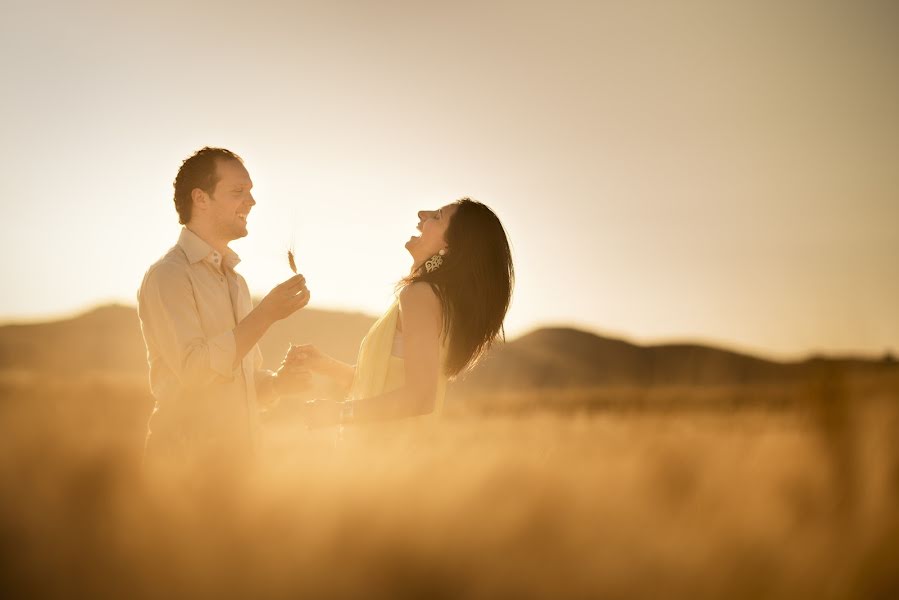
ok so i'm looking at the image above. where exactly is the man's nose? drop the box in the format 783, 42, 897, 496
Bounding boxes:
248, 193, 256, 206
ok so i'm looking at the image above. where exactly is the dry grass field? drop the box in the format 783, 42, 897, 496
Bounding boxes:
1, 370, 898, 599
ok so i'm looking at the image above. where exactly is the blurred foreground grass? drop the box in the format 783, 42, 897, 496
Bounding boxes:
1, 371, 898, 599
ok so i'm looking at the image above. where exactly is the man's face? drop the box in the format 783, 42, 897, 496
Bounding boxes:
206, 159, 255, 241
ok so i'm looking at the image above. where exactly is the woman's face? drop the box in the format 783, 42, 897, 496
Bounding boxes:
406, 203, 458, 261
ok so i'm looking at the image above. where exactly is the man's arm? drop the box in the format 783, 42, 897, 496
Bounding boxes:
235, 273, 309, 369
139, 264, 309, 386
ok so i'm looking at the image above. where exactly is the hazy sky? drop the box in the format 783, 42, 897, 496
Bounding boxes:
2, 0, 897, 359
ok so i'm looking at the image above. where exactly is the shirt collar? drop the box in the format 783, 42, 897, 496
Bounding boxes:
177, 227, 241, 270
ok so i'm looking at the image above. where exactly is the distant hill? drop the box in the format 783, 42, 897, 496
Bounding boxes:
1, 306, 894, 393
0, 305, 148, 375
453, 327, 793, 390
449, 328, 899, 401
453, 327, 895, 392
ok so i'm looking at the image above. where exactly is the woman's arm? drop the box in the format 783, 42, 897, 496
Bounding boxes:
317, 354, 355, 390
287, 344, 356, 391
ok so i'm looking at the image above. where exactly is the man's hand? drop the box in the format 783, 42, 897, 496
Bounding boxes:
233, 276, 311, 372
258, 275, 310, 323
285, 344, 327, 372
271, 353, 313, 396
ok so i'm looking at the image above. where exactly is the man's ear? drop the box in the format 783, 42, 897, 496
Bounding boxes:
191, 187, 209, 213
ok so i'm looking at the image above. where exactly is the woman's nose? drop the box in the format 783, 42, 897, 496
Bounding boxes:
248, 194, 256, 206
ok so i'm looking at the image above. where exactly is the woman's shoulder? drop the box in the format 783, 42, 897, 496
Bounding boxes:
398, 283, 441, 320
397, 283, 445, 347
399, 282, 439, 305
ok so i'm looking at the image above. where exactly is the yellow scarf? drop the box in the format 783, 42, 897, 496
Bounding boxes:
348, 299, 449, 411
348, 300, 401, 401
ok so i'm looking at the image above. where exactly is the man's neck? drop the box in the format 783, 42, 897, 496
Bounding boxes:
186, 223, 229, 256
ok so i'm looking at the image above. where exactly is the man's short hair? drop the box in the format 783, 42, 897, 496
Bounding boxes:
173, 147, 243, 224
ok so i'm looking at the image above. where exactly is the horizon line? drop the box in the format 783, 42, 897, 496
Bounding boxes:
1, 301, 894, 365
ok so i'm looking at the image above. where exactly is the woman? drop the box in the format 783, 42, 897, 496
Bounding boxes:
290, 197, 513, 427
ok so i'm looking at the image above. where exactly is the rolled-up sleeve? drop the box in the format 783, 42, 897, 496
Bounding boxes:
252, 344, 277, 398
139, 262, 237, 386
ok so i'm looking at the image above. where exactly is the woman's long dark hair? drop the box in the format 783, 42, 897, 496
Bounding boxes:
400, 198, 514, 378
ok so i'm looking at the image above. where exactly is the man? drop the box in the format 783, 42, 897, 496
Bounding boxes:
138, 147, 308, 463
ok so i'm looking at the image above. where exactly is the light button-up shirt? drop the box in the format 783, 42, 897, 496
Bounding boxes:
137, 227, 271, 452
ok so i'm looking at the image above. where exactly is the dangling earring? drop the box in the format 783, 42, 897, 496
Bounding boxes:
425, 248, 448, 273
